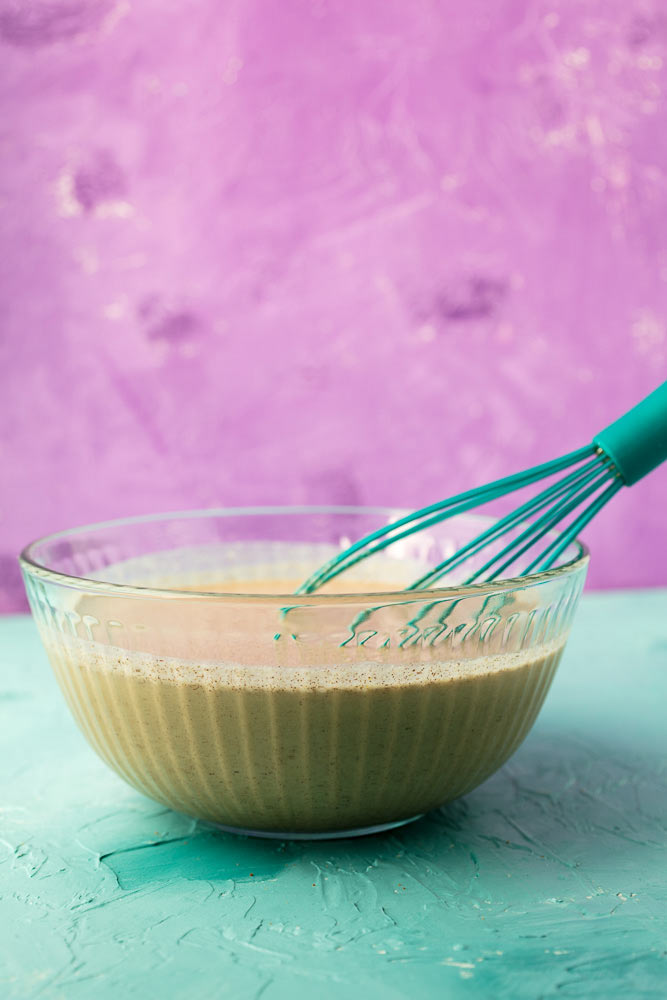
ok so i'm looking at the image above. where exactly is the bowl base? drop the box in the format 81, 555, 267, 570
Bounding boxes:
212, 814, 423, 840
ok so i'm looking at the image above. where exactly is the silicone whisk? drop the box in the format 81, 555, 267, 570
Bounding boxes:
297, 381, 667, 594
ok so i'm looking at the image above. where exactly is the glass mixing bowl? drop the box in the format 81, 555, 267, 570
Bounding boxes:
20, 508, 588, 839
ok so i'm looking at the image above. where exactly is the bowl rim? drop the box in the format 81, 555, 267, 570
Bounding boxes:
19, 505, 590, 603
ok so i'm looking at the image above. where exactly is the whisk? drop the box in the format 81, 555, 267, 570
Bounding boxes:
297, 381, 667, 595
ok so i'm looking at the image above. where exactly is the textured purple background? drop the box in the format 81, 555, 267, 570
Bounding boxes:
2, 0, 667, 611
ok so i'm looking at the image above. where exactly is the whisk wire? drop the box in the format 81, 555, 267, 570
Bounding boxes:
408, 453, 609, 589
406, 464, 617, 631
475, 467, 615, 583
296, 444, 596, 594
529, 477, 623, 573
294, 381, 667, 602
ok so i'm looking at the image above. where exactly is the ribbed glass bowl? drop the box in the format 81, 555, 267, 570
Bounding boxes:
20, 507, 588, 839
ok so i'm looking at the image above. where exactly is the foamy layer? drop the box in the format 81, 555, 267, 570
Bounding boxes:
48, 633, 567, 691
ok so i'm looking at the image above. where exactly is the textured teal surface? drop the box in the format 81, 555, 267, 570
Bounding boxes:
1, 592, 666, 1000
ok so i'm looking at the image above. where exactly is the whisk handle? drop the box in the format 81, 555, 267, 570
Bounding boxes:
594, 380, 667, 485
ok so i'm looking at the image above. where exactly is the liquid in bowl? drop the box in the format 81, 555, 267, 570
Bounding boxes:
21, 510, 587, 838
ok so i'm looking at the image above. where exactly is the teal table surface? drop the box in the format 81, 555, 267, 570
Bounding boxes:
1, 591, 666, 1000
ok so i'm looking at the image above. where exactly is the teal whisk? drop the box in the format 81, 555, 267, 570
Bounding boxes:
297, 381, 667, 595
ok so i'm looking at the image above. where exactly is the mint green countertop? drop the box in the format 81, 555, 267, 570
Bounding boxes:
1, 591, 666, 999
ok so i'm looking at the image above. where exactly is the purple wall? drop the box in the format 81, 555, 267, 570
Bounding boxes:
2, 0, 667, 611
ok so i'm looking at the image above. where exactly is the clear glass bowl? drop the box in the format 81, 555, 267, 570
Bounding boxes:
20, 507, 588, 839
